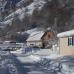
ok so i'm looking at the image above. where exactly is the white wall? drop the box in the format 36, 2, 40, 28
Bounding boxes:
27, 41, 43, 47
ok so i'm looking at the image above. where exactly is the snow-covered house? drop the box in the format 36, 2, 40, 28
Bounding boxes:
26, 30, 54, 48
57, 30, 74, 56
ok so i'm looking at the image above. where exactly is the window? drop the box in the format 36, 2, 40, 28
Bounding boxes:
68, 36, 74, 46
30, 44, 34, 46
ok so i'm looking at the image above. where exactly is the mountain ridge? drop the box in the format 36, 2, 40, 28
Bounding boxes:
0, 0, 74, 40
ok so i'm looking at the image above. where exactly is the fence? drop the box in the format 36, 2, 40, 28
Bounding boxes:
0, 43, 24, 49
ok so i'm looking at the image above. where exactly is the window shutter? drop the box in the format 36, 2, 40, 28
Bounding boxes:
68, 37, 73, 46
73, 37, 74, 45
68, 37, 69, 46
72, 37, 73, 46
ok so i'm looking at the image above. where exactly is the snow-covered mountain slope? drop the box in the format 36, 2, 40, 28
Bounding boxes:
0, 0, 74, 35
25, 0, 47, 15
0, 0, 50, 26
0, 0, 68, 26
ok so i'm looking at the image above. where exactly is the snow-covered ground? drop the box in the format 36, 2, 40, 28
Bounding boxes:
16, 55, 41, 63
11, 47, 60, 64
0, 51, 18, 74
0, 43, 73, 74
0, 49, 74, 74
10, 46, 74, 74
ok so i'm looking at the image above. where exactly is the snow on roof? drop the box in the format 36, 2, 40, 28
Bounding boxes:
30, 31, 41, 36
27, 31, 44, 41
25, 28, 39, 34
20, 28, 36, 35
57, 30, 74, 38
21, 28, 43, 35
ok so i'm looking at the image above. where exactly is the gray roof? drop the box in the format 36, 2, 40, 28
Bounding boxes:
27, 31, 44, 41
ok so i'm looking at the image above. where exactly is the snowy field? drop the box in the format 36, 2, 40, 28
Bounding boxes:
11, 47, 74, 74
0, 51, 18, 74
0, 48, 74, 74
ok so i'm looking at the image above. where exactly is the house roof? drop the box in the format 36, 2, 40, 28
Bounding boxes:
26, 31, 44, 41
57, 30, 74, 38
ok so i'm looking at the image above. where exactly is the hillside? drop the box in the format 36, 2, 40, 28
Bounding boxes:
0, 0, 74, 40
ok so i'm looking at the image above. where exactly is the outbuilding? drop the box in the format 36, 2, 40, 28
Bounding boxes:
57, 30, 74, 56
26, 30, 54, 48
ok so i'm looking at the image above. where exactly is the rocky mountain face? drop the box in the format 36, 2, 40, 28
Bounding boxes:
0, 0, 74, 40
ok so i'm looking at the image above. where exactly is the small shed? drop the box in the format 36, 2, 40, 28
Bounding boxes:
57, 30, 74, 56
26, 31, 54, 48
